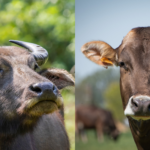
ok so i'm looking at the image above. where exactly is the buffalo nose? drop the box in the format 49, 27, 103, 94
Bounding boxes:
30, 82, 58, 100
131, 97, 150, 115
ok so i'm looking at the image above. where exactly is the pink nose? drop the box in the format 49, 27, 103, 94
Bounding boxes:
131, 97, 150, 115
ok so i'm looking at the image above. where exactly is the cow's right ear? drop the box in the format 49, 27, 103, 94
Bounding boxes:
81, 41, 117, 68
39, 68, 75, 90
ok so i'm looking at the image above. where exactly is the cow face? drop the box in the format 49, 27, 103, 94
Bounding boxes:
81, 27, 150, 126
0, 42, 74, 136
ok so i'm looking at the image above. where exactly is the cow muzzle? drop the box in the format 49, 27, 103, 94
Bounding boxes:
124, 95, 150, 120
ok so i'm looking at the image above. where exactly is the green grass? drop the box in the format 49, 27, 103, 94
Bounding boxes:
76, 130, 137, 150
62, 89, 75, 150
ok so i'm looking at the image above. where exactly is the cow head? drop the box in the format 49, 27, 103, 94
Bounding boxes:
0, 40, 74, 137
110, 129, 119, 141
81, 27, 150, 140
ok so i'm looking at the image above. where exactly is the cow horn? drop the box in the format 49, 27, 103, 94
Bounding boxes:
9, 40, 48, 66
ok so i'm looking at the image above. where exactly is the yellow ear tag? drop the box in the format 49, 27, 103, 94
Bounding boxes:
101, 57, 113, 65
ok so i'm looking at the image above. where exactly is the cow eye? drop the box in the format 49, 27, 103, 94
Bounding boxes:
118, 62, 128, 71
118, 62, 125, 67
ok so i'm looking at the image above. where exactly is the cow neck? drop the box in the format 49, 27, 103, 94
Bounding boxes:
128, 117, 150, 150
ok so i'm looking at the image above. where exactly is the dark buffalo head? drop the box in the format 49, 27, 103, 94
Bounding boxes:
0, 40, 74, 137
81, 27, 150, 148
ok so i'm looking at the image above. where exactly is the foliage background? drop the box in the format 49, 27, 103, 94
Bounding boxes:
0, 0, 74, 70
0, 0, 75, 150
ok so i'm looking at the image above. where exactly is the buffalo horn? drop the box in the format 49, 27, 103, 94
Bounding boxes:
9, 40, 48, 66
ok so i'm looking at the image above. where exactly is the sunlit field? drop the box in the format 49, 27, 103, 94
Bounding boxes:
62, 89, 75, 150
76, 130, 137, 150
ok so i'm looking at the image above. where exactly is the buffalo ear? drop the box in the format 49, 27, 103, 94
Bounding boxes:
81, 41, 117, 68
40, 68, 75, 90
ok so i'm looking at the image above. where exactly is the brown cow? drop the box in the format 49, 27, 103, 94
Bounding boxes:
81, 27, 150, 150
76, 105, 119, 142
0, 40, 75, 150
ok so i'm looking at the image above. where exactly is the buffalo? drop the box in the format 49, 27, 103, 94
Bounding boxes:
0, 40, 74, 150
81, 27, 150, 149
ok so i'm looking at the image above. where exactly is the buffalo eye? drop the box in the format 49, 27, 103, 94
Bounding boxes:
34, 63, 39, 71
118, 62, 128, 71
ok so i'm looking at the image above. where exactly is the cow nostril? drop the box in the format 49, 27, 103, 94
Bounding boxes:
133, 102, 138, 107
131, 99, 138, 107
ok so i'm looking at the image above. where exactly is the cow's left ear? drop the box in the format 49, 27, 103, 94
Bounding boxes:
40, 68, 75, 90
81, 41, 117, 68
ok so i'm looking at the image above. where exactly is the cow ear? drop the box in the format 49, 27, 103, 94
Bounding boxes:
81, 41, 117, 68
40, 68, 75, 90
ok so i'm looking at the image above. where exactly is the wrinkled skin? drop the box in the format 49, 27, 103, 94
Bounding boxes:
0, 46, 74, 150
81, 27, 150, 150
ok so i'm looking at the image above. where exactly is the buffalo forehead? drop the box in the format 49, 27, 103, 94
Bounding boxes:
0, 46, 31, 65
0, 46, 29, 57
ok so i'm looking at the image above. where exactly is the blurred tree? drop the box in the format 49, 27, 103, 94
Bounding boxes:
104, 82, 125, 121
0, 0, 74, 70
76, 68, 120, 107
